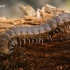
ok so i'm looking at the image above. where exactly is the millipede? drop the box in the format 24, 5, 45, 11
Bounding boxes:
0, 4, 70, 55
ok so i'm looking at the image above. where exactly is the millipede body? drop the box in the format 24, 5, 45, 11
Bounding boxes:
0, 4, 70, 55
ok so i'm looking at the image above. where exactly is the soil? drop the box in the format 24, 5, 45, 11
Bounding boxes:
0, 33, 70, 70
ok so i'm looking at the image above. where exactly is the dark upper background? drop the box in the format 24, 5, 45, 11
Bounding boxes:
0, 0, 70, 18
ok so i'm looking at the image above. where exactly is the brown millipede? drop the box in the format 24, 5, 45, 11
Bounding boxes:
0, 5, 70, 55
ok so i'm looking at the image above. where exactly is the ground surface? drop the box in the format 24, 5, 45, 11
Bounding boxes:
0, 33, 70, 70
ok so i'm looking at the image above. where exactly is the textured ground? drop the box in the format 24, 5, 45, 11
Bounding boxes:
0, 33, 70, 70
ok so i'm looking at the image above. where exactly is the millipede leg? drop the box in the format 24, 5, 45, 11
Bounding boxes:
39, 38, 41, 44
36, 39, 38, 44
10, 50, 14, 54
49, 35, 52, 41
9, 45, 14, 49
46, 36, 49, 40
28, 39, 30, 44
23, 38, 26, 45
66, 25, 68, 28
41, 39, 44, 45
19, 37, 21, 48
9, 38, 18, 54
53, 31, 56, 34
60, 37, 63, 41
55, 29, 59, 33
9, 38, 16, 47
32, 39, 34, 44
14, 37, 18, 47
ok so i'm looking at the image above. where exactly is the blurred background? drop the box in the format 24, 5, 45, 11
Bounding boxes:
0, 0, 70, 18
